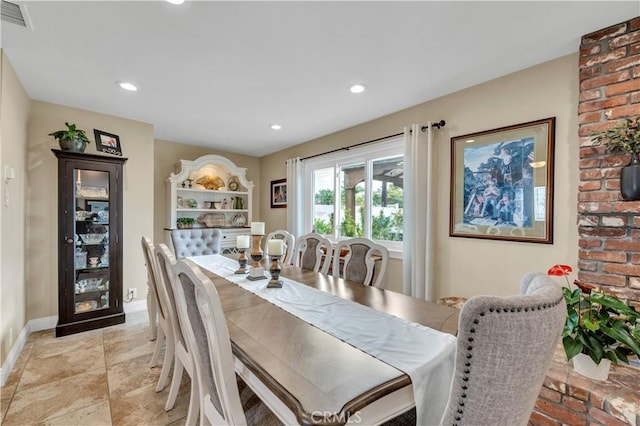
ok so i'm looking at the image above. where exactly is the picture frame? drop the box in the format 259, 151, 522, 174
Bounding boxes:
93, 129, 122, 156
449, 117, 555, 244
271, 178, 287, 208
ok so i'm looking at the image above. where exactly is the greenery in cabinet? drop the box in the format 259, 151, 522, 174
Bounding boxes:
177, 217, 195, 229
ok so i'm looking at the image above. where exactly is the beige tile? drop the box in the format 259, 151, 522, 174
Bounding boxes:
18, 342, 106, 390
107, 352, 162, 396
103, 326, 157, 367
110, 381, 190, 426
0, 384, 16, 423
31, 329, 103, 360
45, 399, 112, 426
3, 369, 109, 425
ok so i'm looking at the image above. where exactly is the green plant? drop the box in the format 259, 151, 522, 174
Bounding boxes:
48, 122, 91, 144
548, 264, 640, 365
176, 217, 195, 225
592, 116, 640, 155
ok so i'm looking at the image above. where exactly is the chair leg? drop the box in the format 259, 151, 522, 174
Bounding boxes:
148, 290, 158, 341
186, 380, 200, 426
150, 326, 164, 367
165, 355, 184, 411
156, 332, 175, 392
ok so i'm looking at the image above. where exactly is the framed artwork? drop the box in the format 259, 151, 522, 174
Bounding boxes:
449, 117, 555, 243
93, 129, 122, 156
271, 178, 287, 208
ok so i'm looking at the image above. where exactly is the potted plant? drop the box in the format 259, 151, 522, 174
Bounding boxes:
49, 122, 91, 153
548, 264, 640, 380
592, 116, 640, 200
176, 217, 195, 229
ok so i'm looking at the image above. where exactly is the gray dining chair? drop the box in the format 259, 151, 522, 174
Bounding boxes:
171, 258, 280, 426
140, 236, 159, 340
331, 238, 389, 288
291, 232, 333, 274
264, 229, 295, 264
170, 228, 222, 259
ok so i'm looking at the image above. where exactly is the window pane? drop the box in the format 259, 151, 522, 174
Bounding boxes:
339, 163, 365, 238
372, 156, 403, 241
312, 167, 334, 235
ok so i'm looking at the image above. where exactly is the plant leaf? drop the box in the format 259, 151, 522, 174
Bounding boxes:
563, 336, 582, 360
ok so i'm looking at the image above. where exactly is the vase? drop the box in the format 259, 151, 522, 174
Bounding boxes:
620, 153, 640, 200
59, 138, 88, 153
572, 353, 611, 380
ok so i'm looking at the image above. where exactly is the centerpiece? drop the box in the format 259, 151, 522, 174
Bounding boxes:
548, 264, 640, 380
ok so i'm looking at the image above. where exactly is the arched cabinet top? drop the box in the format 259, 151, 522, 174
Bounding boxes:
168, 154, 254, 191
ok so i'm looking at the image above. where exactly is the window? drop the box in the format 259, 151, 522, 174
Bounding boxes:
304, 138, 404, 253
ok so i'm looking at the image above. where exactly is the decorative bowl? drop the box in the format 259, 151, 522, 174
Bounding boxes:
75, 300, 98, 313
79, 233, 105, 244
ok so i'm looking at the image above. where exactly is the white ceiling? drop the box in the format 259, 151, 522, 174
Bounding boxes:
2, 1, 639, 157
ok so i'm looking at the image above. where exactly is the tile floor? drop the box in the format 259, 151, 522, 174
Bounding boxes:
1, 310, 190, 426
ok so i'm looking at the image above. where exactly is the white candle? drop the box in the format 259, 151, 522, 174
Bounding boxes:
250, 222, 265, 235
236, 235, 250, 249
268, 239, 283, 256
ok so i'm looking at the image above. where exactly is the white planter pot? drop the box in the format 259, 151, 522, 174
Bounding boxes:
572, 353, 611, 381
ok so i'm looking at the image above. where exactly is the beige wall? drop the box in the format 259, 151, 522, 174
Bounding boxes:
153, 139, 261, 246
27, 101, 154, 319
0, 51, 30, 364
260, 53, 579, 297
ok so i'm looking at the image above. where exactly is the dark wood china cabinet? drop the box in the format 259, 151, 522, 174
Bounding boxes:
53, 150, 127, 337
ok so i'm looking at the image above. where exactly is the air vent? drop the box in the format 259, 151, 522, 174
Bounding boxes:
1, 0, 27, 27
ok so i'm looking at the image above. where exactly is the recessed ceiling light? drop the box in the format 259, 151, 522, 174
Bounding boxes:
166, 0, 185, 4
117, 82, 138, 91
349, 83, 367, 94
270, 124, 282, 130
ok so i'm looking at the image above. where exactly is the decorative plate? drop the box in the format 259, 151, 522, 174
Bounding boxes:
186, 198, 198, 208
231, 214, 246, 227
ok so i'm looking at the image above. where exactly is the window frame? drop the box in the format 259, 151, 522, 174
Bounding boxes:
303, 137, 404, 257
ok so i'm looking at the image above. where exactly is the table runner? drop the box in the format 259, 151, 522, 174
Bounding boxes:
188, 254, 456, 425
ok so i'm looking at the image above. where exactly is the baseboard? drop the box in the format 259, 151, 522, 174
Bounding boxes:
124, 299, 147, 314
1, 300, 146, 387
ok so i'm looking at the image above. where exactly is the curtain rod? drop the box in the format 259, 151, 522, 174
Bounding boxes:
300, 120, 446, 161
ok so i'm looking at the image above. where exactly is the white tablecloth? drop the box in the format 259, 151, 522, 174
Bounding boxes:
188, 254, 456, 425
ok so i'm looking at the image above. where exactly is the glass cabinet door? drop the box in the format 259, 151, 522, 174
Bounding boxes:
73, 168, 111, 314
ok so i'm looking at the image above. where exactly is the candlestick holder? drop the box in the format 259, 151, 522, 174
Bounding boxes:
267, 255, 283, 288
234, 249, 248, 274
247, 234, 267, 281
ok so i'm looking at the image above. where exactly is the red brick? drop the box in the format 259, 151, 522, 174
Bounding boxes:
631, 42, 640, 56
607, 286, 640, 300
605, 104, 640, 120
603, 263, 640, 276
602, 154, 630, 167
578, 180, 602, 191
580, 146, 607, 158
589, 408, 629, 426
579, 96, 628, 114
577, 202, 613, 213
580, 70, 630, 90
631, 229, 640, 239
579, 119, 628, 136
580, 43, 602, 57
539, 386, 562, 403
580, 66, 602, 81
534, 399, 586, 425
579, 89, 602, 102
579, 238, 603, 248
631, 253, 640, 263
578, 260, 598, 271
561, 395, 587, 413
605, 179, 621, 190
579, 111, 602, 124
542, 376, 566, 393
579, 249, 626, 263
631, 17, 640, 31
634, 65, 640, 79
601, 215, 627, 227
605, 239, 640, 251
589, 392, 606, 409
578, 226, 626, 237
603, 168, 621, 179
633, 216, 640, 227
613, 200, 640, 212
580, 169, 604, 180
631, 91, 640, 104
580, 48, 627, 68
529, 410, 561, 426
568, 384, 590, 402
604, 79, 640, 96
604, 56, 640, 74
609, 30, 640, 48
577, 272, 627, 287
583, 24, 627, 43
578, 192, 619, 202
579, 158, 601, 169
630, 300, 640, 311
578, 215, 599, 226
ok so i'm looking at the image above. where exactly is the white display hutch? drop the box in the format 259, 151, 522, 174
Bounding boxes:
166, 154, 253, 252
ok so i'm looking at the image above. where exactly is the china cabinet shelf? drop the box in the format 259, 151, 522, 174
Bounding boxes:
177, 187, 249, 196
176, 208, 249, 213
53, 149, 127, 337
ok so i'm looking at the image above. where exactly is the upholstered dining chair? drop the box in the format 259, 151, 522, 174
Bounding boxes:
171, 228, 222, 259
291, 232, 333, 274
263, 229, 295, 264
154, 243, 200, 425
439, 272, 566, 425
140, 236, 158, 340
331, 238, 389, 288
171, 259, 280, 426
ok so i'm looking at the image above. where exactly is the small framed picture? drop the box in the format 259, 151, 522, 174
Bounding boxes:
93, 129, 122, 156
271, 179, 287, 208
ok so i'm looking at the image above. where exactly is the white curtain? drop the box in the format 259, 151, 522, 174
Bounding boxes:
286, 157, 304, 238
403, 123, 435, 301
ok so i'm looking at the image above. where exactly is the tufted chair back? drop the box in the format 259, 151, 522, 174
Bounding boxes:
171, 228, 222, 259
439, 272, 566, 426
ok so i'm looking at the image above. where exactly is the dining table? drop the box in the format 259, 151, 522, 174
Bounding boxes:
190, 254, 460, 426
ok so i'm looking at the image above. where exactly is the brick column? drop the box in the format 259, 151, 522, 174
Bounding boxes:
578, 16, 640, 310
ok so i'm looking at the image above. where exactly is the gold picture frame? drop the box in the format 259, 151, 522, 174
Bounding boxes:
449, 117, 555, 243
